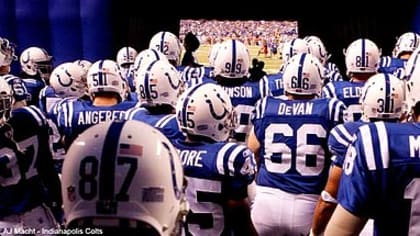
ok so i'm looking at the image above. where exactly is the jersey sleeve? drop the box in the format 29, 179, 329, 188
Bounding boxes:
338, 124, 376, 218
328, 124, 354, 167
217, 143, 256, 200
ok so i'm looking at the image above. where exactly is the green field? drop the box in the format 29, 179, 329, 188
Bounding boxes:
195, 44, 282, 74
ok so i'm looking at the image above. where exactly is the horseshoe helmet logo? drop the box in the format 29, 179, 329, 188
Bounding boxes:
57, 70, 73, 87
205, 92, 229, 120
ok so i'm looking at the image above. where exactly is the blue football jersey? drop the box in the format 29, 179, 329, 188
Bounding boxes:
57, 99, 136, 149
171, 138, 256, 235
322, 80, 365, 122
0, 105, 61, 217
181, 65, 214, 89
265, 72, 284, 97
253, 96, 345, 194
222, 79, 269, 143
124, 106, 184, 140
2, 74, 30, 103
339, 121, 420, 235
378, 56, 407, 79
38, 85, 61, 114
323, 63, 344, 86
328, 120, 366, 167
21, 76, 46, 107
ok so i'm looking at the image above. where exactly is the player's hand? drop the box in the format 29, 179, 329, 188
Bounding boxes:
249, 58, 267, 81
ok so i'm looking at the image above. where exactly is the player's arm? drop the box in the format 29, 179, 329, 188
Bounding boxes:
224, 145, 258, 236
324, 204, 367, 236
247, 126, 261, 166
310, 165, 342, 235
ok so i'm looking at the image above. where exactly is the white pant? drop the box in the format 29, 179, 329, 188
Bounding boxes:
0, 204, 59, 236
359, 219, 374, 236
251, 186, 319, 236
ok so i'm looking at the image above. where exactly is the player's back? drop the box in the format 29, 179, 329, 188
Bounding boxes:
322, 80, 365, 122
171, 138, 255, 236
0, 106, 53, 216
253, 96, 345, 194
378, 56, 407, 79
57, 99, 136, 148
339, 121, 420, 235
221, 79, 268, 143
124, 106, 184, 140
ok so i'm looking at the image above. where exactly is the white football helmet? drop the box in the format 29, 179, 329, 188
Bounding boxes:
360, 73, 404, 120
392, 32, 420, 58
0, 37, 17, 66
305, 36, 330, 65
0, 78, 13, 122
116, 46, 138, 68
344, 38, 381, 76
49, 62, 87, 98
283, 53, 323, 96
62, 120, 188, 235
19, 46, 53, 79
281, 38, 310, 64
208, 42, 222, 67
213, 39, 250, 79
176, 83, 235, 142
132, 48, 168, 82
149, 31, 182, 66
406, 46, 420, 81
405, 47, 420, 111
74, 59, 92, 75
87, 59, 126, 100
134, 59, 182, 108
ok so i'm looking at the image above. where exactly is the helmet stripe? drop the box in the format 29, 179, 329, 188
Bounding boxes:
125, 47, 129, 61
160, 32, 166, 53
290, 39, 296, 60
414, 32, 418, 49
144, 60, 159, 100
231, 40, 237, 74
99, 120, 125, 202
361, 39, 366, 67
151, 48, 160, 60
297, 53, 306, 90
384, 73, 391, 113
98, 60, 104, 86
407, 50, 420, 79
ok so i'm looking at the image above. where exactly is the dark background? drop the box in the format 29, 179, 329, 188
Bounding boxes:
1, 0, 419, 74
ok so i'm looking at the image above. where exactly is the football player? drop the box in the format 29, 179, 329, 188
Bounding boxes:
324, 57, 420, 236
247, 53, 346, 235
311, 73, 405, 235
55, 59, 136, 150
62, 120, 188, 235
19, 46, 53, 106
0, 78, 62, 231
172, 83, 257, 235
124, 58, 184, 140
322, 38, 381, 122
